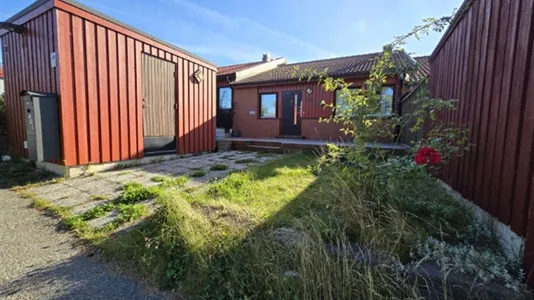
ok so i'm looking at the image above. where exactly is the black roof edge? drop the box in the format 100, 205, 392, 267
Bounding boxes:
4, 0, 217, 69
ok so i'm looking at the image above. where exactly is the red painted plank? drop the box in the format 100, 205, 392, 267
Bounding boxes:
503, 0, 534, 235
85, 20, 100, 163
127, 37, 137, 159
135, 40, 144, 158
72, 16, 89, 165
495, 0, 521, 223
177, 58, 184, 153
107, 30, 120, 161
96, 25, 111, 163
117, 33, 129, 160
57, 11, 77, 165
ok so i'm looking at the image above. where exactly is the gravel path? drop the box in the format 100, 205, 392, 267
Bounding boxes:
0, 189, 171, 300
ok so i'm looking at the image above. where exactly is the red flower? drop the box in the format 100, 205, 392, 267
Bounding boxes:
429, 151, 442, 164
414, 147, 442, 165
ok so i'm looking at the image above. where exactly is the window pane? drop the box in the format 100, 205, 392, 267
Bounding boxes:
260, 94, 277, 118
335, 88, 359, 116
219, 87, 232, 109
381, 87, 394, 115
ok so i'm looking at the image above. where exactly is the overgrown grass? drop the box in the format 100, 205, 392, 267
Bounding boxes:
117, 182, 161, 204
0, 158, 58, 189
95, 153, 528, 299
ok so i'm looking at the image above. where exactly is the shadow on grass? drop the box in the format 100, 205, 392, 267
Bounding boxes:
0, 158, 58, 189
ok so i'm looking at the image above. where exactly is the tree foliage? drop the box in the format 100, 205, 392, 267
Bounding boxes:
0, 93, 6, 136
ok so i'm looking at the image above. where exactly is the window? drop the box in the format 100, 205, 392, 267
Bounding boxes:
259, 93, 277, 118
334, 87, 360, 117
380, 86, 394, 116
218, 87, 232, 109
334, 86, 395, 117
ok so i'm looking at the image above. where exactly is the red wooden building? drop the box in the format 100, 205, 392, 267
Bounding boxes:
410, 0, 534, 280
223, 52, 412, 141
1, 0, 217, 172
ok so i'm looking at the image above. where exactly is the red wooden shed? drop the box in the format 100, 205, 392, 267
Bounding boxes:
1, 0, 217, 172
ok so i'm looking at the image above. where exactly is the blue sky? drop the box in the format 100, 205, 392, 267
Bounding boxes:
1, 0, 463, 66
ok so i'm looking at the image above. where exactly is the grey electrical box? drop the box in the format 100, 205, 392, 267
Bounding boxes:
21, 91, 61, 162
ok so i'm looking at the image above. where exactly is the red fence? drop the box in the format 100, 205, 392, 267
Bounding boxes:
428, 0, 534, 274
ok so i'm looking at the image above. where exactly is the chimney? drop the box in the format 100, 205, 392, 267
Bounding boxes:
262, 53, 272, 62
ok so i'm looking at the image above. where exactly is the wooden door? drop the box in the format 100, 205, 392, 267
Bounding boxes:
142, 54, 176, 154
281, 91, 302, 136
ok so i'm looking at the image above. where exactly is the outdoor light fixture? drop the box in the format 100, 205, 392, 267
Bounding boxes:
306, 88, 313, 95
0, 22, 25, 34
194, 69, 204, 83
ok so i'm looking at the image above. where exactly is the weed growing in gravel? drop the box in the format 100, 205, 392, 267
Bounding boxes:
117, 204, 148, 222
90, 194, 110, 201
161, 176, 190, 188
151, 176, 167, 183
235, 158, 257, 164
29, 197, 72, 219
210, 164, 229, 171
117, 182, 161, 204
191, 170, 207, 178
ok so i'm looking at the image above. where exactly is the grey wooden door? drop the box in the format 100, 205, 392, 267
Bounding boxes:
142, 54, 176, 153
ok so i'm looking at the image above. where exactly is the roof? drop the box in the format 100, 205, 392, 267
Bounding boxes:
218, 61, 263, 77
3, 0, 216, 68
410, 56, 431, 82
233, 51, 414, 85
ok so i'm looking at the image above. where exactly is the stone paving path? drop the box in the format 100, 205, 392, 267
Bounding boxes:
27, 151, 278, 231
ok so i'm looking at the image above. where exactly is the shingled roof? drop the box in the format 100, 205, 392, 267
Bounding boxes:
411, 56, 430, 82
218, 61, 263, 77
232, 51, 414, 85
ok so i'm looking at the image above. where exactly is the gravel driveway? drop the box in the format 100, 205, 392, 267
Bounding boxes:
0, 189, 172, 300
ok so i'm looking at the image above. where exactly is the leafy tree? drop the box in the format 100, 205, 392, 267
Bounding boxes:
0, 93, 6, 136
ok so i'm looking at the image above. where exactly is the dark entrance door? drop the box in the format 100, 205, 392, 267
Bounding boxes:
281, 91, 302, 136
142, 54, 177, 154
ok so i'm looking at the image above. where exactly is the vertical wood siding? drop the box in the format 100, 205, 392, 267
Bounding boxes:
2, 3, 216, 166
1, 10, 58, 158
429, 0, 534, 277
53, 7, 216, 166
256, 77, 398, 119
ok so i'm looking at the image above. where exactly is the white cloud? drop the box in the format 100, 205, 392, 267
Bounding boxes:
164, 0, 336, 59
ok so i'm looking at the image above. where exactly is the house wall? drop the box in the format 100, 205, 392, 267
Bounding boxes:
232, 76, 400, 140
428, 0, 534, 277
1, 6, 59, 158
2, 0, 217, 167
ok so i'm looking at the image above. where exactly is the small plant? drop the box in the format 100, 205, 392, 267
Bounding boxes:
210, 164, 229, 171
235, 158, 257, 164
117, 204, 147, 223
117, 182, 161, 204
79, 203, 116, 220
151, 176, 167, 183
189, 167, 204, 171
161, 176, 190, 187
90, 194, 109, 201
191, 170, 207, 178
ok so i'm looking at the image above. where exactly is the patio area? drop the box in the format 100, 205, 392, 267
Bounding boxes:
24, 151, 279, 231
